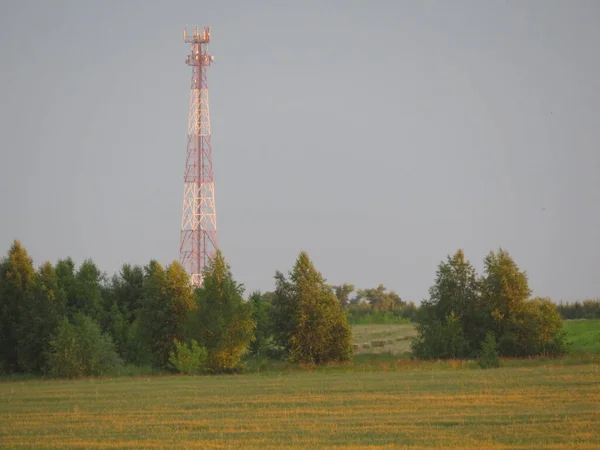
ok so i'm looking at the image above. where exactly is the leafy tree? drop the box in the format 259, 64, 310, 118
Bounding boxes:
47, 313, 121, 378
272, 252, 352, 364
356, 284, 404, 312
528, 297, 568, 356
188, 251, 255, 372
411, 312, 469, 359
104, 301, 130, 361
499, 297, 568, 357
333, 283, 355, 308
481, 248, 531, 338
139, 260, 195, 369
18, 262, 67, 373
70, 259, 105, 322
261, 291, 276, 303
54, 258, 105, 323
402, 301, 419, 322
248, 291, 274, 356
55, 257, 76, 300
101, 264, 145, 363
123, 317, 153, 366
418, 249, 482, 351
414, 248, 568, 360
110, 264, 145, 322
0, 240, 35, 372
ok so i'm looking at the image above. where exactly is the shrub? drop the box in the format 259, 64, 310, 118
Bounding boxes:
478, 332, 500, 369
48, 314, 121, 378
169, 339, 208, 375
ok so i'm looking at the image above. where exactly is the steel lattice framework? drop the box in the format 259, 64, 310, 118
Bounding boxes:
179, 26, 217, 286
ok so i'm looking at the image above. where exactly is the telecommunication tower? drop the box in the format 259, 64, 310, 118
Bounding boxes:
179, 26, 217, 286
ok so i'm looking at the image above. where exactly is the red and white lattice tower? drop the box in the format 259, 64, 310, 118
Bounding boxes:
179, 26, 217, 286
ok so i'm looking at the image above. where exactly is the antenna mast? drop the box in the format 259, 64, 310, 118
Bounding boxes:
179, 26, 217, 286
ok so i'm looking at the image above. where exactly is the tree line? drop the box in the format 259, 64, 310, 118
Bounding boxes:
0, 240, 577, 378
556, 299, 600, 320
0, 241, 352, 377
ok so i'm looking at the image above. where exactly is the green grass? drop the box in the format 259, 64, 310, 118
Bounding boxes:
1, 363, 599, 448
564, 319, 600, 354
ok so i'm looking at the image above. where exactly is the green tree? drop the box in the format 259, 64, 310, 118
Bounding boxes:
123, 317, 153, 366
53, 258, 105, 323
334, 283, 355, 308
413, 248, 568, 360
356, 284, 404, 312
481, 248, 531, 336
17, 262, 67, 373
272, 252, 352, 364
483, 250, 569, 357
70, 259, 105, 322
104, 301, 130, 360
248, 291, 274, 356
139, 260, 196, 369
0, 240, 35, 372
499, 297, 567, 357
102, 264, 145, 363
47, 313, 121, 378
110, 264, 145, 322
55, 257, 76, 304
411, 312, 469, 359
418, 249, 482, 352
188, 251, 255, 372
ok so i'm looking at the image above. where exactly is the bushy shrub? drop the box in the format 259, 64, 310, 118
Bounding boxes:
48, 314, 121, 378
169, 339, 208, 375
478, 332, 500, 369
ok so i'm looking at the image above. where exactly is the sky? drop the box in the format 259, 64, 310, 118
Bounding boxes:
1, 0, 599, 303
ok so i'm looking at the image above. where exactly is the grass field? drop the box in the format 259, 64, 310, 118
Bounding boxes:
1, 364, 599, 448
1, 321, 599, 448
564, 319, 600, 354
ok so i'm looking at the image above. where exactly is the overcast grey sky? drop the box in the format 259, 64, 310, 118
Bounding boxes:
1, 0, 599, 302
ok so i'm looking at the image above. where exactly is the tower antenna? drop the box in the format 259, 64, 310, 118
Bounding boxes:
180, 25, 217, 286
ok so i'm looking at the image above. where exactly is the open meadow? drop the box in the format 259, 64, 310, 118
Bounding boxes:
1, 363, 599, 449
1, 320, 599, 449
